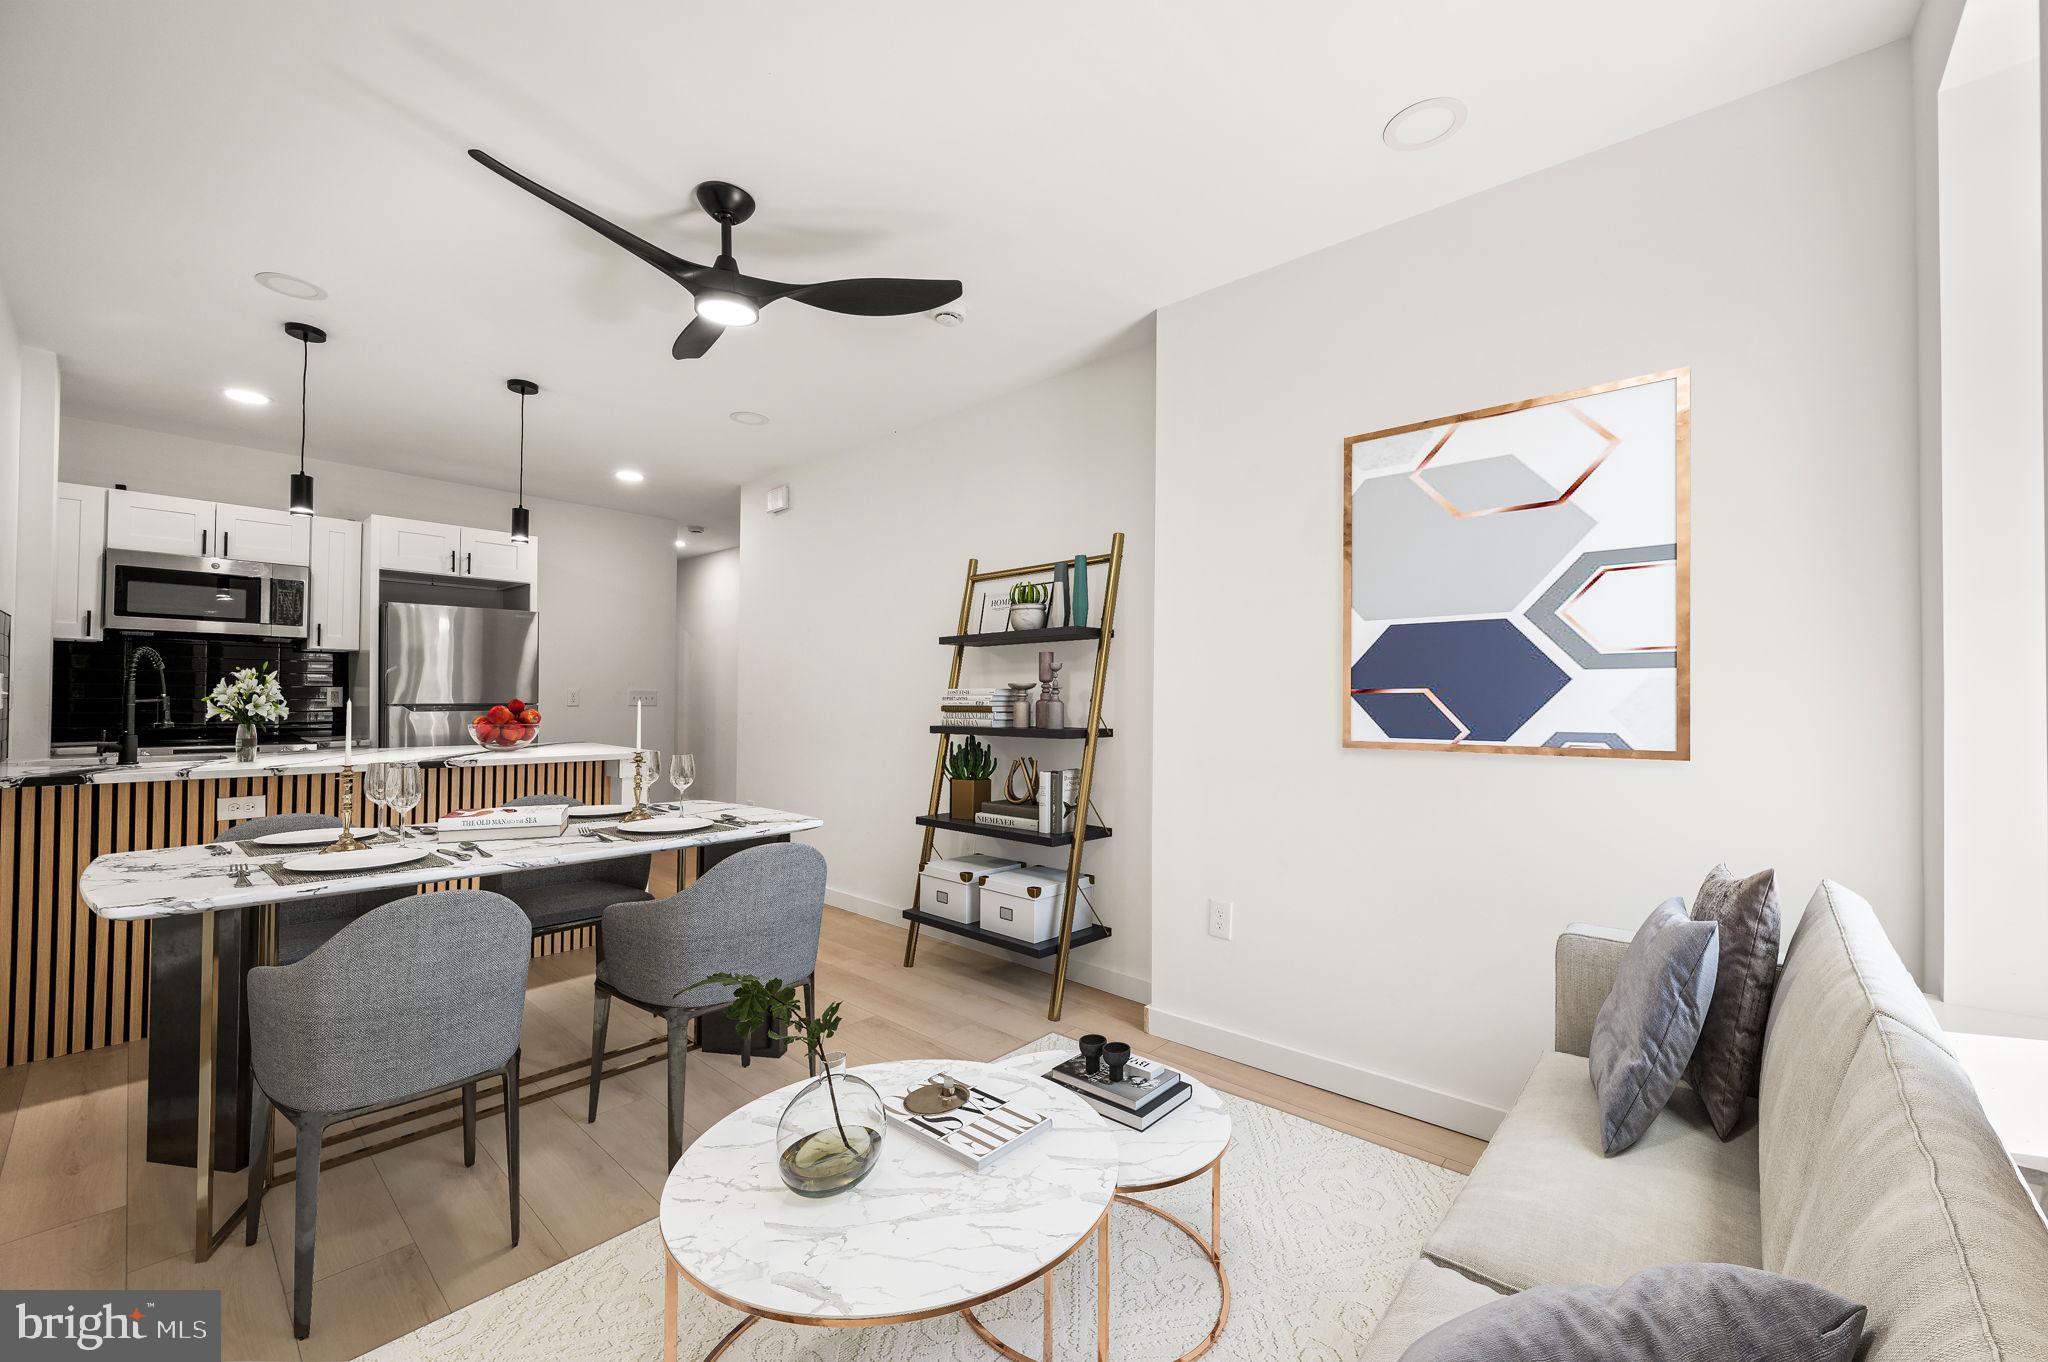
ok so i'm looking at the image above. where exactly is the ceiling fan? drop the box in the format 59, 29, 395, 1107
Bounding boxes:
468, 149, 963, 359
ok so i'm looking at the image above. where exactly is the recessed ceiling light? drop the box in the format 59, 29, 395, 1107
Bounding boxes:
1382, 97, 1467, 151
615, 469, 645, 484
674, 538, 688, 550
931, 309, 965, 328
222, 387, 270, 406
728, 410, 769, 426
255, 271, 327, 301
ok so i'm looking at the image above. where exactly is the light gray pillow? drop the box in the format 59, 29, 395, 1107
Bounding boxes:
1399, 1263, 1866, 1361
1589, 898, 1718, 1155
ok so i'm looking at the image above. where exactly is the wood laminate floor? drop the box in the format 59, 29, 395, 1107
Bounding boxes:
0, 902, 1483, 1360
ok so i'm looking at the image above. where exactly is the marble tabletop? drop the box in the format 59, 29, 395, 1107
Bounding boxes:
991, 1050, 1230, 1190
0, 740, 644, 789
76, 799, 821, 922
660, 1060, 1119, 1324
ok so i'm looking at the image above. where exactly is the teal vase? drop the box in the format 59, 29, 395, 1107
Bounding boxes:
1071, 554, 1089, 628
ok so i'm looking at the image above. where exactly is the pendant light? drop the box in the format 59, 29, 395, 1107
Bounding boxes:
506, 379, 537, 542
283, 321, 327, 515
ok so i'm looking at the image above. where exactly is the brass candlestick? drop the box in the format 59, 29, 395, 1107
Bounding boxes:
619, 750, 655, 823
320, 762, 372, 852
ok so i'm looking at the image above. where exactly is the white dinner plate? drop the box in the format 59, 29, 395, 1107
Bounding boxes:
252, 826, 379, 847
612, 814, 714, 835
567, 803, 635, 818
280, 845, 437, 874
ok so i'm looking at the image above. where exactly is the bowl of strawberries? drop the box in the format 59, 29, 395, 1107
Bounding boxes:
471, 697, 543, 751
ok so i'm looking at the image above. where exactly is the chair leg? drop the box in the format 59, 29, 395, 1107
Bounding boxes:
588, 991, 612, 1124
462, 1082, 478, 1168
802, 977, 818, 1078
504, 1055, 522, 1248
292, 1116, 327, 1341
667, 1013, 690, 1170
245, 1085, 273, 1246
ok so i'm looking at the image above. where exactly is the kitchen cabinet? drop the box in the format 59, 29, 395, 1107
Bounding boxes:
459, 527, 536, 584
213, 501, 311, 566
53, 482, 107, 641
106, 489, 215, 556
373, 516, 466, 576
308, 516, 363, 651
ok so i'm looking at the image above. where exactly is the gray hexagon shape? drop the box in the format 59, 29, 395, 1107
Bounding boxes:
1352, 456, 1594, 622
1526, 544, 1678, 670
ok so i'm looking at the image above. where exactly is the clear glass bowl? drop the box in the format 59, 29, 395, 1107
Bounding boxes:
775, 1054, 885, 1197
469, 713, 541, 751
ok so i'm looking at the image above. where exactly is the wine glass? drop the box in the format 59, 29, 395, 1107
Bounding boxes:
362, 763, 390, 834
670, 754, 696, 805
387, 763, 423, 838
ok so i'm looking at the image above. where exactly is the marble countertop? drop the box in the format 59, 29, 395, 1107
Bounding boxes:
990, 1050, 1230, 1190
77, 800, 821, 921
0, 740, 643, 789
660, 1060, 1119, 1324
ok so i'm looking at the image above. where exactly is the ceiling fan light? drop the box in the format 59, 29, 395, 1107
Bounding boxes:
694, 292, 758, 327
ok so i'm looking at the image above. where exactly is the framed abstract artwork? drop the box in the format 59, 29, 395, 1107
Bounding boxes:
1343, 369, 1690, 759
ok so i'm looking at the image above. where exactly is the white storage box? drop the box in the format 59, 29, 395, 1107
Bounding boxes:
917, 853, 1023, 925
980, 865, 1098, 945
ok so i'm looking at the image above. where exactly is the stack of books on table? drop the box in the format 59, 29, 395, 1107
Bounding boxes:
939, 688, 1012, 728
1041, 1051, 1192, 1130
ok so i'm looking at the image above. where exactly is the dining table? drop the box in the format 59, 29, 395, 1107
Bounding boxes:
77, 795, 823, 1263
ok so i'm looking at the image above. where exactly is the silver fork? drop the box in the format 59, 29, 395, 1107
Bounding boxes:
224, 862, 254, 887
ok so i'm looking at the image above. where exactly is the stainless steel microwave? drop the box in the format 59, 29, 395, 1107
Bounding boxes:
101, 549, 309, 639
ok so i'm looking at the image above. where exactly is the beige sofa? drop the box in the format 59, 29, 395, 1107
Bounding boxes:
1361, 881, 2048, 1361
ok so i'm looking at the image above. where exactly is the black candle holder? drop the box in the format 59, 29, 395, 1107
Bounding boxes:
1078, 1034, 1106, 1075
1103, 1041, 1131, 1084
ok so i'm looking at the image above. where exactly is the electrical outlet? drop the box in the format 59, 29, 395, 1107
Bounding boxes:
1208, 898, 1233, 941
219, 795, 267, 821
567, 688, 581, 707
626, 688, 659, 707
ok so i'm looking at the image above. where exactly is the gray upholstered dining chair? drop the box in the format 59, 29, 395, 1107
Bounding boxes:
245, 889, 532, 1340
586, 842, 827, 1167
493, 794, 654, 939
227, 812, 391, 964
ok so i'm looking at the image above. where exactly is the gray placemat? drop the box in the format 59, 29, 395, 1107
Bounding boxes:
260, 850, 459, 887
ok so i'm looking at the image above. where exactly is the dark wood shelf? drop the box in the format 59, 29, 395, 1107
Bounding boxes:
901, 909, 1111, 958
930, 724, 1112, 739
915, 814, 1112, 846
939, 627, 1102, 648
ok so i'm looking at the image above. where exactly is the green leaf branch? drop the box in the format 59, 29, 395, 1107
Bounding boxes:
689, 972, 851, 1148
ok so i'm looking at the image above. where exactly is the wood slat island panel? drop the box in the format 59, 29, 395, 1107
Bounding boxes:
0, 760, 610, 1067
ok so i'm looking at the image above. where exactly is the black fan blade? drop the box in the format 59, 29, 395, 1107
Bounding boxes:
672, 315, 724, 359
469, 149, 703, 281
775, 276, 963, 317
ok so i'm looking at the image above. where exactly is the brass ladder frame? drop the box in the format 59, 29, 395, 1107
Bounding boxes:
903, 532, 1125, 1020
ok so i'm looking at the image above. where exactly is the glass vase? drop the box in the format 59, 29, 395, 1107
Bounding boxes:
234, 723, 258, 763
775, 1053, 885, 1197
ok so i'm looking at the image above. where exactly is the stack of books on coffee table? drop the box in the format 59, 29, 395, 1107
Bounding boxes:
1041, 1051, 1192, 1130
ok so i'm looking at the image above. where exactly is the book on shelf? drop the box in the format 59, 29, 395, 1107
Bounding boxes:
941, 689, 1011, 702
882, 1072, 1049, 1169
939, 703, 1006, 713
939, 717, 1011, 729
974, 801, 1040, 830
1037, 767, 1079, 835
1042, 1051, 1182, 1112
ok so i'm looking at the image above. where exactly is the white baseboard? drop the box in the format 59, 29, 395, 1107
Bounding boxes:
827, 885, 1152, 1004
1146, 1005, 1506, 1141
1929, 995, 2048, 1042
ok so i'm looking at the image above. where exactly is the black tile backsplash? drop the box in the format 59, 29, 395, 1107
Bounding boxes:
51, 633, 346, 751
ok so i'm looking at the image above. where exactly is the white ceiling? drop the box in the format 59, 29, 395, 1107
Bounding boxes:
0, 0, 1920, 549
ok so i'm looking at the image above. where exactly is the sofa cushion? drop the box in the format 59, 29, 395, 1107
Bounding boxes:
1397, 1263, 1865, 1362
1590, 899, 1719, 1154
1686, 864, 1780, 1140
1423, 1051, 1761, 1292
1759, 881, 1951, 1265
1771, 1016, 2048, 1362
1357, 1258, 1508, 1362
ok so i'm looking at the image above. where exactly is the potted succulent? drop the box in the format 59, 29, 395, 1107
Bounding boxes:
690, 973, 884, 1197
203, 664, 288, 763
1007, 580, 1050, 630
946, 735, 997, 819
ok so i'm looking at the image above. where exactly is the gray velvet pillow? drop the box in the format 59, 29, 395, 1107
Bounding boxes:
1686, 863, 1780, 1141
1399, 1263, 1866, 1362
1589, 898, 1718, 1155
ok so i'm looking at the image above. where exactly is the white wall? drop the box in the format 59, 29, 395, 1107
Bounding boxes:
675, 547, 740, 802
1151, 45, 1923, 1135
1935, 10, 2045, 1035
60, 416, 678, 749
737, 345, 1155, 1000
10, 350, 60, 757
0, 279, 20, 618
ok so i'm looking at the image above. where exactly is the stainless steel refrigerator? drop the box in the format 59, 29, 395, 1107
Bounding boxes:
380, 602, 540, 747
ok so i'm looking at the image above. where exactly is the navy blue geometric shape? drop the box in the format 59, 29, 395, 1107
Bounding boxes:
1351, 619, 1569, 743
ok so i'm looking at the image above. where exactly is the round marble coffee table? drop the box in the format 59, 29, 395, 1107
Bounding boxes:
990, 1051, 1233, 1361
659, 1059, 1120, 1361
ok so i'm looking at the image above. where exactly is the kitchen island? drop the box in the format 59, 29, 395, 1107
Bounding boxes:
0, 740, 643, 1073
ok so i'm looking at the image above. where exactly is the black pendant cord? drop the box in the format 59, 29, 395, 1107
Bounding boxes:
517, 388, 526, 504
298, 335, 309, 476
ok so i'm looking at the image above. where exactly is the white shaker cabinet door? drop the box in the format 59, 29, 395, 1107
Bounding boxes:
308, 516, 363, 651
373, 516, 464, 576
53, 482, 108, 640
214, 501, 311, 566
106, 489, 215, 556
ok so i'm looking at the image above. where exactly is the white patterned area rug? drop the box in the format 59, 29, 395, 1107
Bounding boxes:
362, 1035, 1463, 1362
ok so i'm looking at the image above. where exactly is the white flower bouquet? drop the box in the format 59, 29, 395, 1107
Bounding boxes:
204, 665, 289, 727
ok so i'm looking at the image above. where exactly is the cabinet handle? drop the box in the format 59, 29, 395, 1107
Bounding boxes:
201, 529, 209, 555
450, 550, 457, 572
84, 609, 92, 636
466, 552, 473, 575
316, 623, 323, 647
221, 532, 229, 557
